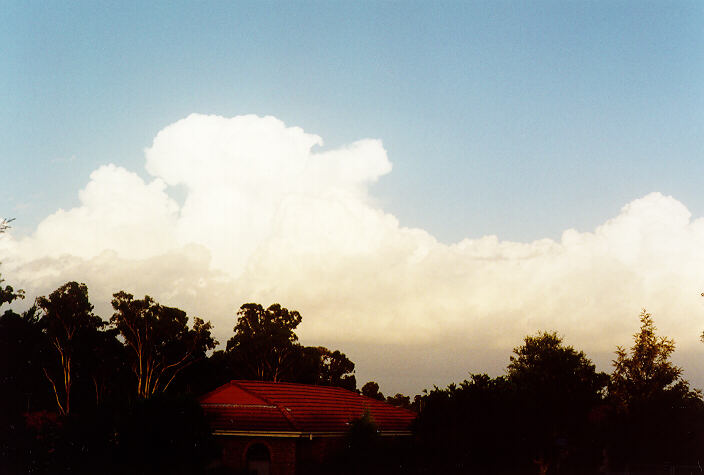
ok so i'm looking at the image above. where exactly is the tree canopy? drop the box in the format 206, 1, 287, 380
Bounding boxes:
111, 291, 216, 399
0, 279, 23, 308
226, 303, 303, 382
311, 347, 356, 391
508, 330, 608, 407
610, 309, 694, 409
36, 282, 103, 415
0, 306, 51, 414
4, 274, 704, 473
361, 381, 385, 401
606, 309, 703, 466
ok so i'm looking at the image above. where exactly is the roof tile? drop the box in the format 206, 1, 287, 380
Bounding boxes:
200, 380, 416, 434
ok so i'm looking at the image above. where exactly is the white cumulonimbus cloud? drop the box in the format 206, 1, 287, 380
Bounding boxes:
2, 113, 704, 393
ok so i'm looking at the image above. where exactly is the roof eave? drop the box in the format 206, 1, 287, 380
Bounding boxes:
212, 429, 413, 438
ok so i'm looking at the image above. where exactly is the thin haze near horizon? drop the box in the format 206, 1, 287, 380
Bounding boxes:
1, 1, 704, 395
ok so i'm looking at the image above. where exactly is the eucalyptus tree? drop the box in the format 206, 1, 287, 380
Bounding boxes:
111, 291, 216, 399
36, 281, 103, 415
226, 303, 302, 382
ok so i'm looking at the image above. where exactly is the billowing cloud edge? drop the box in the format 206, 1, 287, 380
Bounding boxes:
2, 114, 704, 394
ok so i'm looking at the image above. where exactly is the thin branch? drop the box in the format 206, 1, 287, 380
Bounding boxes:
43, 367, 66, 416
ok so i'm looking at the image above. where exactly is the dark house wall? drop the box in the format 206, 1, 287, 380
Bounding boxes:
219, 437, 296, 475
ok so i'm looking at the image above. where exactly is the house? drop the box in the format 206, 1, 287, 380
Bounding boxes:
199, 380, 417, 475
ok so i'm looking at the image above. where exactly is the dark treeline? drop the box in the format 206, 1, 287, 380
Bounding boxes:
413, 314, 704, 474
0, 279, 359, 474
2, 273, 704, 474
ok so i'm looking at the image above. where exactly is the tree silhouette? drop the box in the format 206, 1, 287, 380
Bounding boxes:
611, 309, 694, 409
0, 279, 23, 308
415, 374, 520, 472
0, 306, 52, 414
508, 331, 608, 472
111, 292, 216, 399
226, 303, 302, 381
36, 282, 103, 415
0, 217, 14, 233
361, 381, 385, 401
313, 347, 356, 390
508, 331, 607, 408
0, 218, 23, 307
386, 393, 411, 409
608, 309, 702, 467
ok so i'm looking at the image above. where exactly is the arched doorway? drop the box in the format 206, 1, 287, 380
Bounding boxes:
246, 443, 271, 475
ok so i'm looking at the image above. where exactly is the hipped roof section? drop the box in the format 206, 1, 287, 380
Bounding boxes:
200, 380, 416, 435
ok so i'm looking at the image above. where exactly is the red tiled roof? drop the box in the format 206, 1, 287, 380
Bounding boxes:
200, 380, 416, 435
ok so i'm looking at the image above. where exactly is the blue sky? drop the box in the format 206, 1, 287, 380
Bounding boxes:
3, 1, 702, 242
2, 1, 704, 392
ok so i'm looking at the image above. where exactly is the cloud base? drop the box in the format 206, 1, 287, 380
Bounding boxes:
3, 113, 703, 394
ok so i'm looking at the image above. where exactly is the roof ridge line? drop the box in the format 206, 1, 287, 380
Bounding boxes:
272, 400, 299, 431
230, 380, 275, 405
233, 380, 300, 432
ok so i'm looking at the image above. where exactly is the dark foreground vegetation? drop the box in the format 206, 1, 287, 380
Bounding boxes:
2, 266, 704, 473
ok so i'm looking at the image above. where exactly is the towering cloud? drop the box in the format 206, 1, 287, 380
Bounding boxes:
2, 114, 703, 392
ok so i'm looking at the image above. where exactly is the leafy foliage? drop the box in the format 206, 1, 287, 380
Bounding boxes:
606, 309, 703, 467
508, 331, 608, 471
307, 346, 356, 390
0, 307, 53, 473
115, 394, 218, 474
415, 333, 609, 473
508, 331, 608, 413
226, 303, 302, 381
223, 303, 358, 390
385, 393, 411, 409
415, 374, 523, 472
5, 276, 704, 473
0, 219, 23, 307
611, 309, 693, 409
0, 217, 13, 233
0, 280, 23, 307
346, 408, 378, 449
111, 291, 216, 399
362, 381, 385, 401
37, 282, 104, 415
0, 307, 51, 414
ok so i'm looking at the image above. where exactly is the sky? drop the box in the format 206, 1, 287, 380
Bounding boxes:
1, 1, 704, 395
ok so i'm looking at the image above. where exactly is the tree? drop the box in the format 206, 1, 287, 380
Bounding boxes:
507, 331, 608, 471
0, 218, 23, 307
611, 309, 694, 409
314, 347, 356, 391
36, 282, 103, 415
608, 309, 702, 466
361, 381, 385, 401
0, 217, 14, 233
226, 303, 302, 382
77, 324, 128, 408
386, 393, 411, 409
221, 303, 357, 389
343, 408, 380, 470
111, 292, 216, 399
0, 306, 52, 414
414, 374, 521, 472
508, 331, 608, 406
116, 394, 217, 474
0, 218, 23, 306
0, 279, 23, 308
